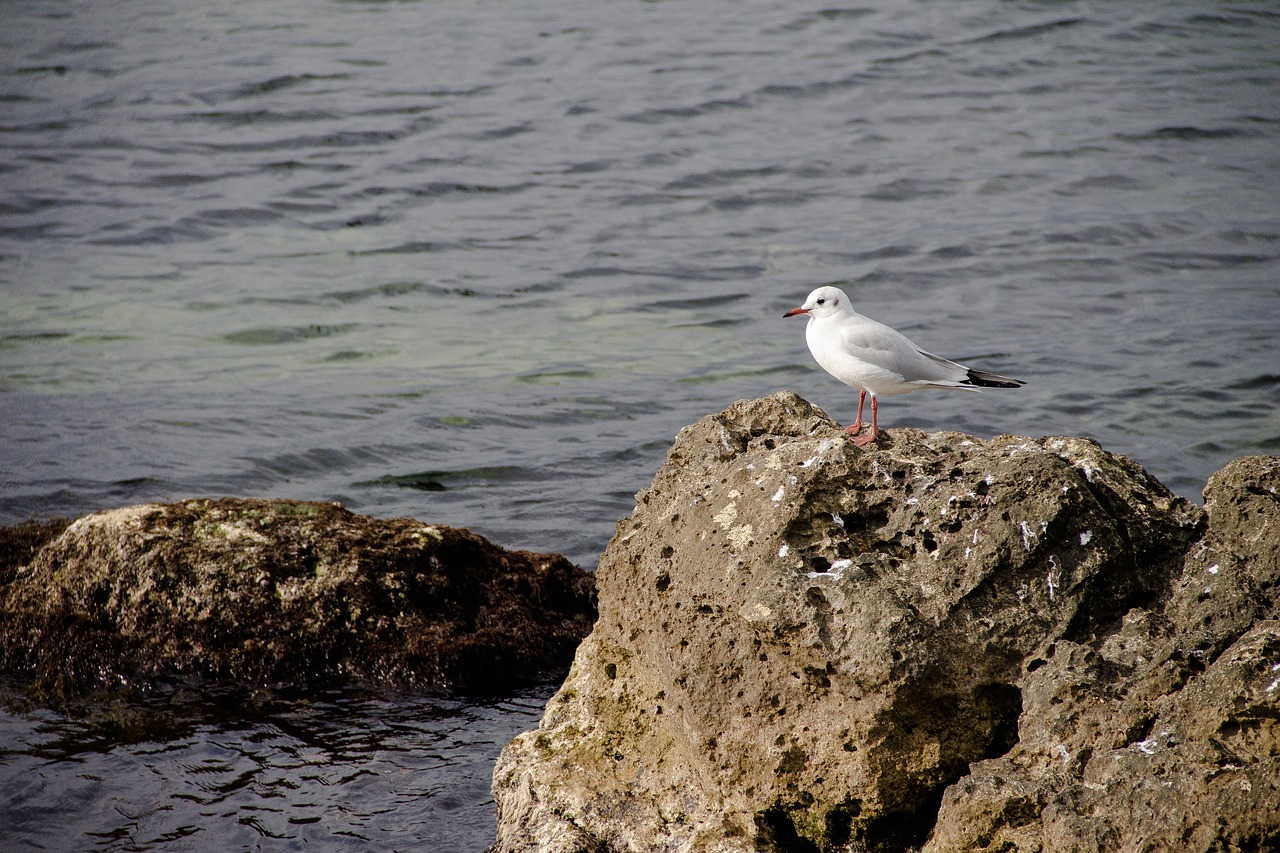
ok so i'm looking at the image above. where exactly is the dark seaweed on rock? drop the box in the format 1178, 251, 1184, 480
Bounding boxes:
0, 499, 596, 700
0, 517, 72, 588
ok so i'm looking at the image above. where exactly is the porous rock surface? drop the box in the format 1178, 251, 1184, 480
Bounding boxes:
0, 498, 596, 697
491, 392, 1279, 852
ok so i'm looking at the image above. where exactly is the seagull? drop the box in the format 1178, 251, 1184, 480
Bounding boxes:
784, 285, 1024, 446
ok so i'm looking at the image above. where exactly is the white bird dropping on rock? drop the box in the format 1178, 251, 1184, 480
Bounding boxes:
784, 286, 1024, 446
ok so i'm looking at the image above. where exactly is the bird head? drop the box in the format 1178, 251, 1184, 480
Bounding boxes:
783, 285, 849, 319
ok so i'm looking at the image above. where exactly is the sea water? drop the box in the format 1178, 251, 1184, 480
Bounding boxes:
2, 0, 1277, 849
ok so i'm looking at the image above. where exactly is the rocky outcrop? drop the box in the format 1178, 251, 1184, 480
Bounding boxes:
926, 454, 1280, 853
491, 392, 1279, 852
0, 499, 596, 699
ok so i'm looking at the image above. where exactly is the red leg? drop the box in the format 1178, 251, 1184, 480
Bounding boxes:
844, 390, 867, 438
850, 395, 878, 447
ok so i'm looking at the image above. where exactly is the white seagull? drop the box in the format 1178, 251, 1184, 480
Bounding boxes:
784, 285, 1024, 446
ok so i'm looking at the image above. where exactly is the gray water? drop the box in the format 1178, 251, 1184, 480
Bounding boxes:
0, 678, 549, 851
2, 0, 1277, 849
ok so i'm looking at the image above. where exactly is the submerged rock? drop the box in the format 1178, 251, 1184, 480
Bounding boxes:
0, 499, 596, 698
491, 392, 1278, 852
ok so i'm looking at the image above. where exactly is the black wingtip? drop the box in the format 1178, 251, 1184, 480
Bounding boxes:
964, 368, 1025, 388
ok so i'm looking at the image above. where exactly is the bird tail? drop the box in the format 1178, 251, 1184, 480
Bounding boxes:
963, 368, 1024, 389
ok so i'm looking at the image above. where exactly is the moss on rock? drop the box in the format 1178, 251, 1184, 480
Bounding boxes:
0, 498, 596, 700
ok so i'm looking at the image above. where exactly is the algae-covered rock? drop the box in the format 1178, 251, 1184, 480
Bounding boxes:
0, 498, 596, 698
491, 393, 1277, 853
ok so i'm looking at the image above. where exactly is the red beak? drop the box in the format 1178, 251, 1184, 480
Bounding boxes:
783, 307, 809, 318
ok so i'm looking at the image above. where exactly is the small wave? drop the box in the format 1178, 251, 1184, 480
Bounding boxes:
622, 95, 753, 124
514, 368, 599, 385
356, 466, 528, 490
754, 75, 867, 100
465, 122, 535, 140
182, 109, 342, 126
563, 264, 763, 283
407, 181, 536, 198
676, 364, 796, 385
929, 245, 975, 259
1021, 145, 1112, 159
1131, 251, 1276, 271
89, 205, 288, 245
771, 7, 875, 33
198, 73, 353, 104
870, 48, 948, 67
967, 18, 1084, 44
1054, 174, 1147, 195
663, 165, 786, 191
1116, 126, 1257, 142
220, 324, 360, 346
1044, 224, 1160, 247
1225, 374, 1280, 391
355, 472, 447, 491
637, 292, 752, 312
198, 128, 407, 153
348, 240, 478, 256
13, 65, 70, 77
324, 281, 424, 303
711, 188, 812, 210
862, 178, 956, 202
841, 243, 916, 262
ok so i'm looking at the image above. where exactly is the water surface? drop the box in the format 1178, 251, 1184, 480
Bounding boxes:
2, 0, 1277, 849
0, 678, 548, 851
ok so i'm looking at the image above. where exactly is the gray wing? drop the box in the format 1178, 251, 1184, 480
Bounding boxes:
838, 319, 967, 384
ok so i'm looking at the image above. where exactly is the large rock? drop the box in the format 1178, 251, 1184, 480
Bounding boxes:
491, 392, 1278, 852
926, 454, 1280, 852
0, 498, 596, 698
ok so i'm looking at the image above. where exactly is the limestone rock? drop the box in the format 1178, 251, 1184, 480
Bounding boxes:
492, 393, 1276, 852
927, 455, 1280, 853
0, 498, 596, 698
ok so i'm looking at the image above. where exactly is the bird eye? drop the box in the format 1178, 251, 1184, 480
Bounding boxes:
816, 298, 825, 305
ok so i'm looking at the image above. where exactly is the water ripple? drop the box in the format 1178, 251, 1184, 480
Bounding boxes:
3, 0, 1279, 849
